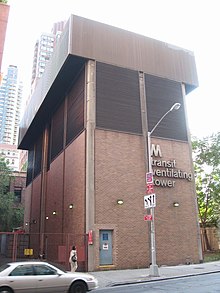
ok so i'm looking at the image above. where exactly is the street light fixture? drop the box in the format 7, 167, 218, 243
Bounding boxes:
149, 103, 181, 136
148, 102, 181, 277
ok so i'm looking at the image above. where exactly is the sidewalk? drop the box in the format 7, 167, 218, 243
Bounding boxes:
92, 261, 220, 288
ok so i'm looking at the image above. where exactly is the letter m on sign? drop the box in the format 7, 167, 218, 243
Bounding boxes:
151, 144, 162, 157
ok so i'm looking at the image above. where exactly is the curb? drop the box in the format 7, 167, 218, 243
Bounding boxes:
109, 270, 220, 287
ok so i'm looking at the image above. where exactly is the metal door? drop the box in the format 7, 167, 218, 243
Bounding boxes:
99, 230, 113, 265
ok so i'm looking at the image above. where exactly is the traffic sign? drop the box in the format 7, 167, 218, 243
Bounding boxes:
146, 182, 154, 194
144, 214, 153, 221
146, 172, 153, 183
144, 193, 156, 208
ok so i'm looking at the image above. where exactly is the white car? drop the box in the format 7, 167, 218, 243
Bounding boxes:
0, 261, 98, 293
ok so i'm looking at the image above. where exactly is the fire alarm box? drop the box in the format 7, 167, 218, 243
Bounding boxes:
88, 230, 93, 245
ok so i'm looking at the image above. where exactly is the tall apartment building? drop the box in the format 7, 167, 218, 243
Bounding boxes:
31, 21, 66, 91
31, 32, 54, 89
0, 65, 23, 145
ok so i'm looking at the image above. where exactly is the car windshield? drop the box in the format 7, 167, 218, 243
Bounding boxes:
0, 264, 10, 272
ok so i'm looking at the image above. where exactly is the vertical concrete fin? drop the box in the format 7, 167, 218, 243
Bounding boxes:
39, 126, 49, 254
139, 71, 149, 171
85, 60, 96, 271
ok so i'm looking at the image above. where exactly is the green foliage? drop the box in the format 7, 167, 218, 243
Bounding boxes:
204, 251, 220, 262
0, 0, 8, 4
192, 132, 220, 227
0, 156, 24, 231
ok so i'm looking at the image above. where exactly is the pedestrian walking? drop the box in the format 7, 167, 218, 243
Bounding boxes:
69, 245, 78, 272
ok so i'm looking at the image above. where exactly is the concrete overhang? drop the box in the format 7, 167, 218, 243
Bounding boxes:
18, 14, 198, 150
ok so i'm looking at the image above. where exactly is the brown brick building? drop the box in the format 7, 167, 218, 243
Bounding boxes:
0, 1, 10, 74
18, 15, 202, 271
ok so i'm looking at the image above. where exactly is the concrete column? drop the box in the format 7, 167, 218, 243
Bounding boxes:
85, 60, 96, 271
139, 71, 149, 170
39, 126, 49, 256
139, 71, 153, 268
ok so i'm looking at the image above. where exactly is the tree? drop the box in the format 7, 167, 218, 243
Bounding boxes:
192, 132, 220, 250
0, 155, 24, 231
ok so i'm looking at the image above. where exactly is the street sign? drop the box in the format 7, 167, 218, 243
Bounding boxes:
24, 248, 33, 256
144, 193, 156, 208
146, 172, 153, 183
144, 214, 153, 221
146, 182, 154, 194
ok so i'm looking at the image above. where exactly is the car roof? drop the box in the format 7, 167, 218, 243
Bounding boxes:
7, 261, 54, 266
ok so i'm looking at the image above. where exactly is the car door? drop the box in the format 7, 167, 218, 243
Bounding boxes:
34, 264, 68, 293
8, 264, 38, 293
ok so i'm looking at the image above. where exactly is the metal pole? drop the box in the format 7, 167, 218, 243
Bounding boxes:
147, 102, 181, 276
148, 131, 159, 277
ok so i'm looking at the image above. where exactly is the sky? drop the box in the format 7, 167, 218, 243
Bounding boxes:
2, 0, 220, 138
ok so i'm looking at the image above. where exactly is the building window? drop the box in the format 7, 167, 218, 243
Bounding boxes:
14, 188, 22, 203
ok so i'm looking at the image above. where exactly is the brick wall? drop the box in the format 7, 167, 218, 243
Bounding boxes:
63, 132, 86, 238
95, 129, 149, 269
94, 129, 200, 269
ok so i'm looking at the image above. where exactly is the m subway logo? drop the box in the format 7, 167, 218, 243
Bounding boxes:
151, 144, 162, 158
151, 144, 192, 188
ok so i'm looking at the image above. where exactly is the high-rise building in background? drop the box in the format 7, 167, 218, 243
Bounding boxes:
31, 21, 66, 92
0, 65, 24, 172
0, 1, 10, 81
0, 65, 23, 145
0, 2, 26, 211
31, 32, 54, 89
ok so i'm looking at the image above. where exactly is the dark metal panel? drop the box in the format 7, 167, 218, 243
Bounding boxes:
66, 69, 85, 145
145, 74, 188, 141
70, 15, 198, 91
18, 21, 70, 148
18, 55, 86, 150
33, 134, 43, 179
50, 102, 64, 162
26, 147, 34, 186
96, 63, 142, 134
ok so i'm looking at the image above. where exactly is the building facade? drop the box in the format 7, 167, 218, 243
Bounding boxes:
0, 143, 20, 171
18, 15, 202, 271
0, 2, 10, 75
0, 65, 23, 145
31, 21, 65, 92
31, 32, 55, 88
